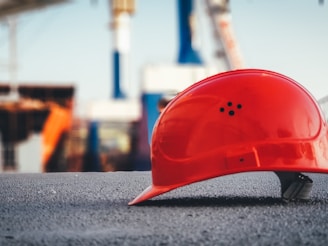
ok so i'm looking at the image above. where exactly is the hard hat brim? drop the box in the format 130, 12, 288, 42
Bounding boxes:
128, 185, 175, 205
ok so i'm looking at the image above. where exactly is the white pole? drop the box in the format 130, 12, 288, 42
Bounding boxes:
7, 16, 19, 100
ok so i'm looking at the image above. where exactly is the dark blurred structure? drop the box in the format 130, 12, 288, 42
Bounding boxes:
0, 84, 10, 94
0, 84, 75, 172
18, 84, 74, 106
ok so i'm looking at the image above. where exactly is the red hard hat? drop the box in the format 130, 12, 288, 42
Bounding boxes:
129, 69, 328, 205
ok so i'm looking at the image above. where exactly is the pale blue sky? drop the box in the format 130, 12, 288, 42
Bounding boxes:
0, 0, 327, 105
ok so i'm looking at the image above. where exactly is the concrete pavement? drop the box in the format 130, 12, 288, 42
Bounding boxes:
0, 171, 328, 245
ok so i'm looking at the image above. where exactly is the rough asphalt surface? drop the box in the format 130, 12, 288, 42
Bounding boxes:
0, 171, 328, 246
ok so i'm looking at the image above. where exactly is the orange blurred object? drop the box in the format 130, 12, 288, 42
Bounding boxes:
41, 103, 72, 171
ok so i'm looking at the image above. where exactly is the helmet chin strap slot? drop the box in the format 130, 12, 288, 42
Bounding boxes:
225, 147, 260, 170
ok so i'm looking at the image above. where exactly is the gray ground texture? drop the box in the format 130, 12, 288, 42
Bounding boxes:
0, 171, 328, 246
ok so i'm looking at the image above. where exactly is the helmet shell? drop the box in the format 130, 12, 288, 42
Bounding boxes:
129, 69, 328, 205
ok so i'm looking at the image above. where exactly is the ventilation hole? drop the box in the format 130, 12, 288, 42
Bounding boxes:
237, 104, 242, 109
229, 110, 235, 116
220, 107, 225, 112
240, 158, 244, 162
227, 102, 233, 106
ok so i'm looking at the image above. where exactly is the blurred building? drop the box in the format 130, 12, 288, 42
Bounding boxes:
0, 83, 74, 172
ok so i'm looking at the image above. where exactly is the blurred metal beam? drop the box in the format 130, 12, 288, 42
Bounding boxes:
0, 0, 70, 18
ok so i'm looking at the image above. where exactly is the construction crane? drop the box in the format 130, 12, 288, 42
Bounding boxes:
205, 0, 243, 70
110, 0, 135, 99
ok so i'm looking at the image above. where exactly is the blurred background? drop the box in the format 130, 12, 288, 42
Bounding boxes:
0, 0, 327, 173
